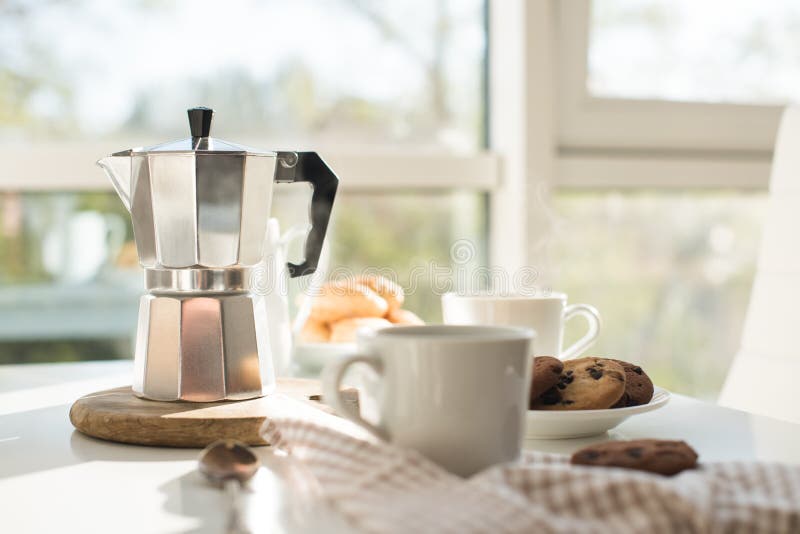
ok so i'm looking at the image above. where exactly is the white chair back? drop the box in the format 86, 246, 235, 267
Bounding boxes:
719, 106, 800, 423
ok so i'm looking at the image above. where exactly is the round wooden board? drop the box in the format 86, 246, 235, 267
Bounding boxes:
70, 378, 358, 448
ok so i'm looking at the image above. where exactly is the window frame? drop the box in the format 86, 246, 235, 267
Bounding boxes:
487, 0, 779, 277
554, 0, 780, 189
0, 143, 499, 192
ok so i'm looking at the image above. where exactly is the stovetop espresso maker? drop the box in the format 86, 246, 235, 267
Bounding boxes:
98, 107, 338, 402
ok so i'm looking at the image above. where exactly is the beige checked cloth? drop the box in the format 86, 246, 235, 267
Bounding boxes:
262, 417, 800, 534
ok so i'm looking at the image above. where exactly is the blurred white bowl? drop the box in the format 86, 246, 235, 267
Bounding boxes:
525, 387, 671, 439
292, 342, 357, 374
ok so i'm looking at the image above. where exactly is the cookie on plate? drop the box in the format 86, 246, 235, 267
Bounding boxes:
534, 386, 563, 407
570, 439, 698, 476
610, 359, 654, 407
531, 357, 626, 410
529, 356, 564, 404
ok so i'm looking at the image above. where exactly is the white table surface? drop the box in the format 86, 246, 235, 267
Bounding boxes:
2, 361, 800, 534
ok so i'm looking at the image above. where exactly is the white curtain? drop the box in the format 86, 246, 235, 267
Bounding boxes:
720, 106, 800, 424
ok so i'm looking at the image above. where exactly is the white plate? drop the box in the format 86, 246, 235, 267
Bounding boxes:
525, 387, 671, 439
292, 342, 357, 373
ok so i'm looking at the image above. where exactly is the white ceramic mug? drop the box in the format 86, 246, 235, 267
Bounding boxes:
42, 211, 126, 284
441, 292, 600, 360
322, 325, 534, 478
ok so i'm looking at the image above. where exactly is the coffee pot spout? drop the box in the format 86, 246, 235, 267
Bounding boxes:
97, 152, 132, 211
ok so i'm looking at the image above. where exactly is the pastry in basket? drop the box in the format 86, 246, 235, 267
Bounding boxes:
298, 318, 331, 343
310, 280, 389, 323
298, 274, 424, 344
386, 308, 424, 326
355, 274, 405, 312
330, 317, 393, 343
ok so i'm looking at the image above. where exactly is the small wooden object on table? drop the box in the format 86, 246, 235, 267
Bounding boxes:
70, 378, 358, 448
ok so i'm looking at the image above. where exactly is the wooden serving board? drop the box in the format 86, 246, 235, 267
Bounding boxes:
70, 378, 357, 448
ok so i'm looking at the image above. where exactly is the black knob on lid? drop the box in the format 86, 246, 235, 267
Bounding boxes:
188, 107, 213, 138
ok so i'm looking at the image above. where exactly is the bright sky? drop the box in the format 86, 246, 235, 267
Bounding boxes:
6, 0, 799, 134
8, 0, 483, 134
590, 0, 800, 103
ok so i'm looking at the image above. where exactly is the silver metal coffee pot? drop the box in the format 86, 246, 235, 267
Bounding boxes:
98, 107, 338, 402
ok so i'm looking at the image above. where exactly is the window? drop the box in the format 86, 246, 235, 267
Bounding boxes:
1, 0, 485, 150
520, 0, 783, 399
556, 1, 782, 157
589, 0, 800, 104
0, 0, 489, 363
1, 0, 783, 403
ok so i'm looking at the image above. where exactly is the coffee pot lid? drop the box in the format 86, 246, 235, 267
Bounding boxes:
119, 107, 271, 156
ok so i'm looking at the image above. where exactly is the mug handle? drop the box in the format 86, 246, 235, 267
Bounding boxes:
322, 354, 387, 440
560, 304, 601, 360
104, 213, 127, 257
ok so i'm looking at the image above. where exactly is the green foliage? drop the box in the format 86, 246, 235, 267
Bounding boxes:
0, 340, 124, 364
553, 191, 764, 399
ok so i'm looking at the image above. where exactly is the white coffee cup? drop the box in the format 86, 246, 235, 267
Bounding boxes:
441, 292, 600, 360
42, 211, 126, 284
322, 325, 534, 477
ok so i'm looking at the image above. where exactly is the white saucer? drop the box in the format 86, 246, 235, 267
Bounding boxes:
525, 387, 671, 439
292, 342, 357, 373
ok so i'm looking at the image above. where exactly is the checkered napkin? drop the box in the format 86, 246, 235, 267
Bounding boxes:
261, 419, 800, 534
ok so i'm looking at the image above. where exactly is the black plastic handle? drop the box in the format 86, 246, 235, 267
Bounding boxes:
188, 107, 213, 138
274, 152, 339, 278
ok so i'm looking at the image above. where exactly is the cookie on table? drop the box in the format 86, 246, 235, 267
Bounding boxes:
531, 357, 626, 410
610, 359, 655, 408
529, 356, 564, 404
570, 439, 698, 476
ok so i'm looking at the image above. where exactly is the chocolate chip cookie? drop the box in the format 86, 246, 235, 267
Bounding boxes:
529, 356, 564, 404
570, 439, 699, 476
531, 357, 626, 410
610, 359, 655, 407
